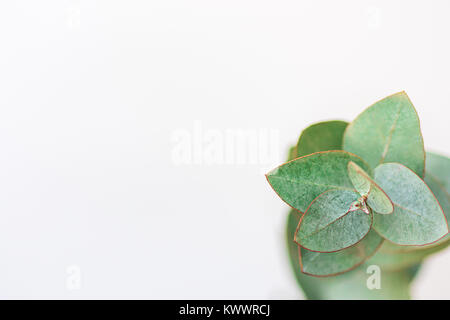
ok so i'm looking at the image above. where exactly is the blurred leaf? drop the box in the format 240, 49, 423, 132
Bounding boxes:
296, 121, 348, 157
296, 189, 372, 252
426, 152, 450, 193
287, 146, 298, 162
366, 239, 448, 271
287, 211, 324, 299
347, 161, 393, 214
287, 211, 413, 299
266, 151, 371, 212
373, 163, 448, 245
316, 268, 413, 300
343, 92, 425, 177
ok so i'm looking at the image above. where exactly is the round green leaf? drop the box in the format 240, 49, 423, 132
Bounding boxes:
266, 151, 372, 213
363, 156, 450, 264
373, 163, 449, 245
384, 152, 450, 253
343, 92, 425, 177
296, 121, 348, 157
295, 189, 372, 252
347, 161, 393, 214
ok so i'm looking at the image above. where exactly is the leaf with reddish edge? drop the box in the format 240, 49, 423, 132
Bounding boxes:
296, 121, 348, 157
381, 152, 450, 254
343, 91, 425, 177
286, 211, 412, 299
295, 189, 372, 252
347, 161, 393, 214
266, 151, 372, 213
373, 162, 449, 246
366, 239, 449, 271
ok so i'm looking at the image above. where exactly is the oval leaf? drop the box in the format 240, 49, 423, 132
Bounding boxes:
343, 92, 425, 177
347, 161, 393, 214
296, 121, 348, 157
373, 163, 449, 245
266, 151, 372, 212
379, 153, 450, 253
295, 189, 372, 252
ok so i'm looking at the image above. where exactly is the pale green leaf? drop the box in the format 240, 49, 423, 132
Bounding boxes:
368, 152, 450, 254
343, 92, 425, 177
373, 163, 448, 245
347, 161, 393, 214
422, 151, 450, 248
426, 152, 450, 194
384, 165, 450, 254
266, 151, 372, 212
295, 189, 372, 252
317, 267, 413, 300
367, 239, 449, 271
346, 153, 450, 269
296, 121, 348, 157
318, 267, 413, 300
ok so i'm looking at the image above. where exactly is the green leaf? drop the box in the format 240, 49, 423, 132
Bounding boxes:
266, 151, 372, 212
426, 152, 450, 194
421, 151, 450, 249
287, 146, 298, 162
300, 230, 383, 276
287, 211, 414, 299
365, 156, 450, 267
286, 211, 323, 299
295, 189, 372, 252
386, 170, 450, 253
317, 267, 413, 300
374, 153, 450, 254
343, 92, 425, 177
347, 161, 393, 214
373, 163, 448, 245
296, 121, 348, 157
423, 173, 450, 243
367, 240, 449, 271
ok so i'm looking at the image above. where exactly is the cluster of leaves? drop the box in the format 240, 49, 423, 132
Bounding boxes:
266, 92, 450, 289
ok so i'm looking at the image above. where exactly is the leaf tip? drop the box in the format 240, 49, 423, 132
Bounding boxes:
265, 166, 279, 178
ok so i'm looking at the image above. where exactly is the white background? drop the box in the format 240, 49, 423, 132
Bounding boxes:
0, 0, 449, 299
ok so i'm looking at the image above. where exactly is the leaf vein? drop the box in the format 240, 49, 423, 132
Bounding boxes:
379, 104, 402, 165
